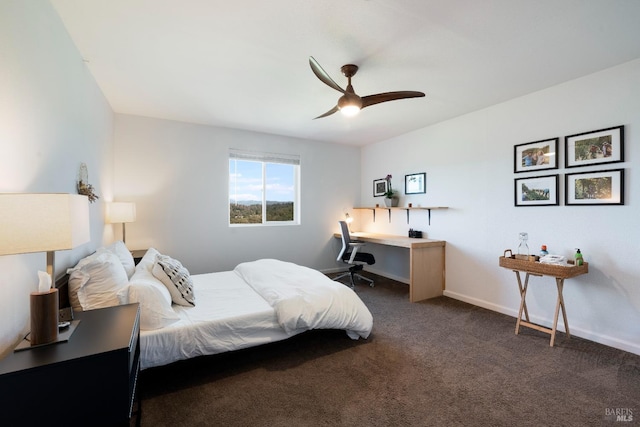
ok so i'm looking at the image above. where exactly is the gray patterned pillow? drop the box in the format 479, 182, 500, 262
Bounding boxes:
152, 254, 195, 306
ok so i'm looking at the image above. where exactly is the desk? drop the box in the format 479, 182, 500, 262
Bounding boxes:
499, 256, 588, 346
334, 232, 446, 302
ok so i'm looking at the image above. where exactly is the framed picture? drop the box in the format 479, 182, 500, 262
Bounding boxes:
373, 178, 388, 197
514, 174, 559, 207
565, 125, 624, 168
514, 138, 558, 173
565, 169, 624, 205
405, 172, 426, 194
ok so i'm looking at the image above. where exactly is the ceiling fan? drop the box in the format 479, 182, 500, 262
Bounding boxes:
309, 56, 425, 119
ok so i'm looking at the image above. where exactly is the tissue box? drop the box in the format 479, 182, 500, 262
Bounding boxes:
30, 288, 59, 345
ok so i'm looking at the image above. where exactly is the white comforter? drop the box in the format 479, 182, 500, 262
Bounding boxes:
234, 259, 373, 339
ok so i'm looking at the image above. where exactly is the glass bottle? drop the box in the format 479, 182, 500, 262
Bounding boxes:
517, 232, 529, 257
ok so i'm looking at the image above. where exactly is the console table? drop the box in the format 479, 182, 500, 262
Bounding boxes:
499, 255, 588, 346
0, 303, 141, 426
334, 232, 445, 302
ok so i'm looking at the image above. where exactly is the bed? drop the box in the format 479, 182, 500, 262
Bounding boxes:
64, 243, 373, 370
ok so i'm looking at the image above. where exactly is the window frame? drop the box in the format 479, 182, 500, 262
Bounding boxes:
228, 149, 300, 227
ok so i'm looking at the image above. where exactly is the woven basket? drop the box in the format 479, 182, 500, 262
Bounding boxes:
499, 250, 588, 278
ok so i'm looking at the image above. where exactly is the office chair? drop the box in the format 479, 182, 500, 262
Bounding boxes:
333, 221, 375, 288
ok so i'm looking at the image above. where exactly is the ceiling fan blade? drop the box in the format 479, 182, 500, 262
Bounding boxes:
314, 105, 339, 119
361, 91, 425, 109
309, 57, 345, 94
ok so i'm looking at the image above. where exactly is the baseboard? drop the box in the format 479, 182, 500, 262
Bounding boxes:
444, 290, 640, 356
363, 267, 409, 284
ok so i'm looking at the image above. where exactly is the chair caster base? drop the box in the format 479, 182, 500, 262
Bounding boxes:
332, 271, 374, 289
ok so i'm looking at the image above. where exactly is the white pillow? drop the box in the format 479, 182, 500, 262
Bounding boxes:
119, 254, 179, 330
117, 281, 180, 330
99, 241, 135, 279
67, 252, 102, 310
68, 251, 101, 271
71, 252, 129, 311
152, 255, 195, 307
135, 247, 160, 272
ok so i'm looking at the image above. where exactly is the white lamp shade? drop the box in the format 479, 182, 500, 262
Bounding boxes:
0, 193, 91, 255
105, 202, 136, 224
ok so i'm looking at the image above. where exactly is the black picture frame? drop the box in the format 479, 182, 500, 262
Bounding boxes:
405, 173, 426, 194
565, 125, 624, 168
565, 168, 624, 205
514, 138, 558, 173
373, 178, 387, 197
514, 174, 559, 207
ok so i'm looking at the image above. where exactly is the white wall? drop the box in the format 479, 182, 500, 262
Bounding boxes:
0, 1, 114, 354
113, 114, 360, 274
359, 59, 640, 355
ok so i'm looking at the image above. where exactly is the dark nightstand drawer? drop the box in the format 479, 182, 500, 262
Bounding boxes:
0, 304, 140, 426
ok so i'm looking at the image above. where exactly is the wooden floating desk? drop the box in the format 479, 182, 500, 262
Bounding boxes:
499, 256, 589, 346
334, 232, 446, 302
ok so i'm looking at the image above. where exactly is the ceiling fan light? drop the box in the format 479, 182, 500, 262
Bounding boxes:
338, 94, 362, 117
340, 105, 361, 116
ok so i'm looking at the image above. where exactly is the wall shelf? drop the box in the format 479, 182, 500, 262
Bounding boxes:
353, 206, 448, 225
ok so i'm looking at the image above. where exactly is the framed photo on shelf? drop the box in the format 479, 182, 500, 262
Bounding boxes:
405, 172, 426, 194
514, 138, 558, 173
565, 169, 624, 205
373, 178, 388, 197
514, 174, 559, 207
565, 125, 624, 168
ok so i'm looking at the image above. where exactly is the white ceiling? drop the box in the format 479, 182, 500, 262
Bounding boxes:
51, 0, 640, 146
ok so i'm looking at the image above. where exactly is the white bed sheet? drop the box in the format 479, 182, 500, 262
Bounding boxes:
140, 271, 296, 370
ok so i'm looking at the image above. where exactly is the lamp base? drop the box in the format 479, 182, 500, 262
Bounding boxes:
29, 288, 59, 346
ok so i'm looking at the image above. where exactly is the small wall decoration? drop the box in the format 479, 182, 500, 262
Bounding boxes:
514, 138, 558, 173
373, 178, 387, 197
405, 172, 426, 194
565, 169, 624, 205
514, 174, 559, 207
565, 125, 624, 168
77, 162, 99, 203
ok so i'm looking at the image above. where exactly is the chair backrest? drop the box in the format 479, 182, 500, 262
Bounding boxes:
337, 220, 351, 262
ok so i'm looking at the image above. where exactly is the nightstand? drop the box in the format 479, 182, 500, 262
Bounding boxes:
131, 249, 147, 265
0, 303, 140, 426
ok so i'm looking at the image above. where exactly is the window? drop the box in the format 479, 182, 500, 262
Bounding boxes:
229, 149, 300, 225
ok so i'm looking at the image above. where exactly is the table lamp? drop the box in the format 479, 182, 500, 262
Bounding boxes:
105, 202, 136, 244
345, 212, 353, 232
0, 193, 90, 346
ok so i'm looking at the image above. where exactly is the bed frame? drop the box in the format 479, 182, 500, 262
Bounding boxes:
55, 274, 70, 309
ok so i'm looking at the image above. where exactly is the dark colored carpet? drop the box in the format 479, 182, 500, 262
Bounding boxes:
135, 274, 639, 426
